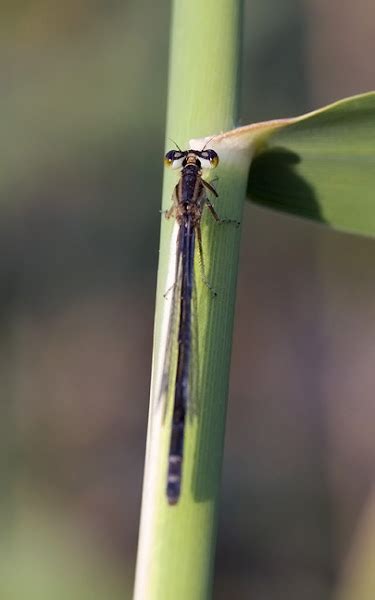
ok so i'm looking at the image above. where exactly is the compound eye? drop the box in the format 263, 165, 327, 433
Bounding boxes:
164, 150, 185, 169
199, 149, 219, 169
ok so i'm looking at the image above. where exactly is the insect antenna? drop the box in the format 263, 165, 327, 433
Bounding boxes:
167, 137, 183, 152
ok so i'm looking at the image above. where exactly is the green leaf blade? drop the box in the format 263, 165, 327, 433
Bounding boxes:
247, 92, 375, 236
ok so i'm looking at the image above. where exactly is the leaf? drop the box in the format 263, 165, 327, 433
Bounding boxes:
246, 92, 375, 237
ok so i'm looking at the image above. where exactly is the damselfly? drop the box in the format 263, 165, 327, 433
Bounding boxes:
161, 146, 238, 505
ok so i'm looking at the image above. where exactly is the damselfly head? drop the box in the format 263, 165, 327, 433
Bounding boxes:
164, 148, 219, 170
196, 149, 219, 169
164, 150, 187, 169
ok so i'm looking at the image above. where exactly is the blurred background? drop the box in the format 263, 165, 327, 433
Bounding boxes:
1, 1, 375, 598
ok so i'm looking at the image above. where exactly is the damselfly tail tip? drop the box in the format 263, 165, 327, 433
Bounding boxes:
167, 495, 179, 506
166, 480, 181, 505
166, 455, 182, 505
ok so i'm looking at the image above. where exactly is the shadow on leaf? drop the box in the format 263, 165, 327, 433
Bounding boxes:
247, 147, 324, 224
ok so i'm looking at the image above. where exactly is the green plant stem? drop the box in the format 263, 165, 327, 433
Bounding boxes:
134, 2, 246, 599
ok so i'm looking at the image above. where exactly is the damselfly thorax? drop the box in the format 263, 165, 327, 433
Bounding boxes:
165, 149, 219, 224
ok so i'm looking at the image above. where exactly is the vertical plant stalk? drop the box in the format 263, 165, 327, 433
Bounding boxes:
134, 2, 248, 599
